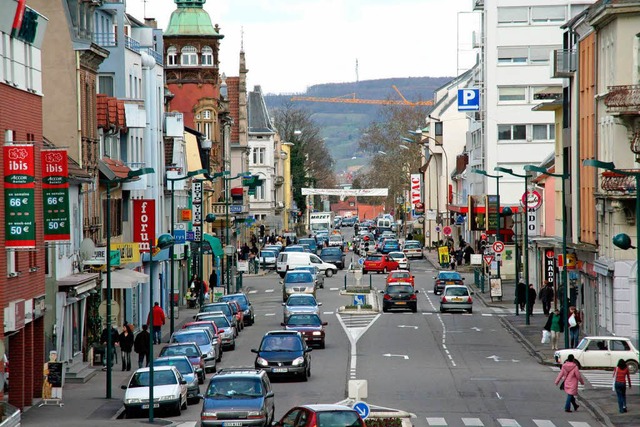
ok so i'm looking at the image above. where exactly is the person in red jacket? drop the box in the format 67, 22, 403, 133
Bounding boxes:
147, 302, 166, 344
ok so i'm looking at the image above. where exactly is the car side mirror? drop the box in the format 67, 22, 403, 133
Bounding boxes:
318, 302, 323, 306
412, 276, 415, 279
462, 277, 466, 280
280, 322, 286, 326
305, 348, 312, 353
415, 290, 420, 294
251, 349, 259, 353
470, 291, 475, 295
322, 322, 328, 326
193, 315, 197, 319
281, 302, 286, 306
121, 385, 128, 390
180, 379, 187, 385
432, 276, 436, 279
196, 394, 205, 400
279, 281, 284, 285
266, 391, 275, 398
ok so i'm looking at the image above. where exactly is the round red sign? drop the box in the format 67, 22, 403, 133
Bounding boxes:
443, 226, 452, 236
521, 190, 542, 210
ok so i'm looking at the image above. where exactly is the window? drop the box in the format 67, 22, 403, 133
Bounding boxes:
498, 124, 526, 141
434, 121, 443, 137
498, 47, 527, 64
167, 46, 177, 66
103, 198, 123, 238
203, 110, 211, 119
529, 46, 556, 63
531, 6, 566, 23
497, 7, 528, 24
610, 340, 631, 351
252, 147, 266, 165
532, 124, 555, 141
201, 46, 213, 66
195, 109, 215, 140
498, 87, 526, 102
181, 46, 198, 66
98, 75, 114, 96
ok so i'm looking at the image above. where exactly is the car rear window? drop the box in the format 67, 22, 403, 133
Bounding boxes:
220, 295, 249, 310
367, 255, 382, 261
388, 285, 414, 293
316, 411, 362, 426
445, 287, 469, 296
439, 272, 462, 280
202, 304, 231, 316
391, 272, 410, 278
321, 248, 341, 255
160, 344, 199, 357
405, 242, 420, 249
173, 331, 209, 346
154, 358, 192, 374
285, 272, 313, 283
287, 296, 316, 306
287, 314, 322, 326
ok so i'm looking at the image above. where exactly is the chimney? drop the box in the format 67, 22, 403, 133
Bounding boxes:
144, 18, 157, 28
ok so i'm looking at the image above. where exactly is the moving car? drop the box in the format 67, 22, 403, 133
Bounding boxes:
181, 321, 222, 362
276, 252, 338, 278
298, 238, 318, 254
386, 270, 415, 287
403, 240, 423, 259
388, 251, 409, 270
282, 313, 328, 348
200, 368, 275, 427
281, 271, 316, 302
282, 294, 322, 323
170, 329, 217, 373
363, 254, 399, 274
293, 265, 324, 289
319, 247, 345, 269
380, 239, 401, 254
554, 336, 639, 373
251, 331, 312, 381
153, 356, 200, 404
226, 300, 245, 331
439, 285, 473, 313
121, 365, 187, 418
381, 283, 418, 313
158, 343, 206, 384
342, 217, 358, 227
328, 234, 344, 249
259, 249, 278, 269
219, 293, 255, 325
433, 271, 465, 295
273, 404, 366, 427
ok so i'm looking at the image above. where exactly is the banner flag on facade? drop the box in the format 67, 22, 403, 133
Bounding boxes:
133, 199, 155, 252
4, 144, 36, 248
42, 149, 70, 241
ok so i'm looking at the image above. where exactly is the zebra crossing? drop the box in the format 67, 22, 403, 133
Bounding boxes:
424, 417, 593, 426
551, 366, 640, 389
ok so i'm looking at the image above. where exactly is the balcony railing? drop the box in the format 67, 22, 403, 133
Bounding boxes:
551, 49, 576, 78
604, 84, 640, 114
93, 32, 116, 47
144, 47, 163, 65
125, 35, 140, 53
600, 171, 636, 194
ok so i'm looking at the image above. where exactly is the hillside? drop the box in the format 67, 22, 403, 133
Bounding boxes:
264, 76, 451, 174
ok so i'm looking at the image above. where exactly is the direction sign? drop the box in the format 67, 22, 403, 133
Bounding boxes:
492, 241, 505, 253
457, 88, 480, 111
353, 294, 366, 306
353, 401, 370, 420
358, 258, 365, 266
442, 225, 452, 236
483, 254, 494, 266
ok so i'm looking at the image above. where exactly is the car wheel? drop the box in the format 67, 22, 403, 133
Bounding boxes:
125, 407, 137, 419
411, 306, 417, 313
301, 369, 308, 382
174, 401, 182, 416
382, 307, 388, 313
467, 308, 473, 314
439, 305, 445, 313
326, 269, 334, 278
320, 341, 325, 349
626, 360, 638, 374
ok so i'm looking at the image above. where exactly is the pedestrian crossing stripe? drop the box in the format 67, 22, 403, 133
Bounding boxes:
425, 417, 594, 426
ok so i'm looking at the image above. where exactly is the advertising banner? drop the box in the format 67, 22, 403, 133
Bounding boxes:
544, 248, 556, 288
42, 149, 70, 241
4, 145, 36, 247
133, 199, 155, 252
410, 174, 421, 207
192, 180, 203, 242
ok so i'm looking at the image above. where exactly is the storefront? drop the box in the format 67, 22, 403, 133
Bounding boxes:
104, 269, 149, 331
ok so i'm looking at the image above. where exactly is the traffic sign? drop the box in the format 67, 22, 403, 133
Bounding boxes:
492, 241, 505, 253
186, 231, 195, 241
483, 254, 494, 266
358, 258, 365, 266
435, 225, 442, 233
442, 226, 452, 236
521, 190, 542, 210
353, 401, 370, 420
353, 295, 366, 306
457, 88, 480, 111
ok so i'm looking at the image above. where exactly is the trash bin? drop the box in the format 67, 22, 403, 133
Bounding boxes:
92, 344, 105, 366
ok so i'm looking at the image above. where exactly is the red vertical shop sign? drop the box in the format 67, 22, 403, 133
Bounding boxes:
42, 149, 70, 241
4, 145, 36, 248
133, 199, 155, 252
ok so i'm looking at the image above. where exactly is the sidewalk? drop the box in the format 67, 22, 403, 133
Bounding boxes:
424, 249, 638, 427
21, 305, 202, 427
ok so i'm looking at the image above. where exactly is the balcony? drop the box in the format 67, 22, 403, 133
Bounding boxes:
144, 47, 163, 65
604, 85, 640, 115
551, 49, 576, 78
124, 35, 140, 53
600, 171, 636, 195
93, 32, 116, 47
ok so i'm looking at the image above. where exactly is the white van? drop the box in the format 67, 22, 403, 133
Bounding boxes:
276, 252, 338, 278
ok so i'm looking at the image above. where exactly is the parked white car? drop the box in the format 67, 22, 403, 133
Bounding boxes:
554, 336, 639, 373
121, 365, 188, 418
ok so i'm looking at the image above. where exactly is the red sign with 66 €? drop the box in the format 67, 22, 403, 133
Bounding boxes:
4, 145, 36, 248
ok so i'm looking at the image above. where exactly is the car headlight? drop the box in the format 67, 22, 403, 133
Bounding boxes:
312, 331, 322, 336
158, 394, 175, 401
223, 331, 232, 338
208, 349, 215, 357
256, 357, 268, 366
292, 356, 305, 366
244, 309, 251, 315
125, 398, 142, 404
248, 410, 265, 417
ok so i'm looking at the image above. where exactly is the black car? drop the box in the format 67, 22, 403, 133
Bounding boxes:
319, 247, 345, 269
433, 271, 465, 295
200, 368, 275, 427
381, 284, 419, 313
251, 331, 312, 381
219, 293, 255, 325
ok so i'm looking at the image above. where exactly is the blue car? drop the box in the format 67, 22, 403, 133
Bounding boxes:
380, 239, 400, 254
319, 247, 345, 269
298, 238, 318, 253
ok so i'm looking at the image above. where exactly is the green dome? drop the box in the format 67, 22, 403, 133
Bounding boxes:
165, 0, 220, 37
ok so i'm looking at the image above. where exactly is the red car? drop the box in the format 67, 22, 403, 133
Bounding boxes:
386, 270, 415, 287
363, 254, 399, 274
281, 313, 328, 348
274, 404, 366, 427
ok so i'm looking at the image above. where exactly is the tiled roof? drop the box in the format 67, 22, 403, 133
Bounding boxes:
97, 94, 127, 132
248, 86, 275, 134
99, 157, 133, 180
227, 76, 240, 143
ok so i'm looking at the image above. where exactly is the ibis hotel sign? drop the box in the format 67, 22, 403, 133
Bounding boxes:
42, 150, 70, 241
4, 145, 36, 248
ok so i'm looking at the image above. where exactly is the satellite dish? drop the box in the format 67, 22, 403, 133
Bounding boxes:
79, 238, 96, 270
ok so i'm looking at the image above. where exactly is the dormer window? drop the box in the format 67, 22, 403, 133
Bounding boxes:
202, 46, 213, 66
167, 46, 177, 66
181, 45, 198, 66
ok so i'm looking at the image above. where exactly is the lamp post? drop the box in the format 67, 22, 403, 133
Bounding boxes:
472, 169, 503, 279
101, 167, 153, 399
495, 167, 532, 324
147, 233, 175, 423
524, 165, 569, 344
167, 168, 206, 337
584, 160, 640, 370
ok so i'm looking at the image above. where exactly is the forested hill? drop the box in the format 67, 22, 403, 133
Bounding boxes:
264, 76, 452, 172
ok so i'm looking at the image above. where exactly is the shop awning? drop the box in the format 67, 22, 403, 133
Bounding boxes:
141, 248, 171, 262
57, 272, 99, 294
104, 269, 149, 289
447, 204, 523, 214
204, 233, 224, 257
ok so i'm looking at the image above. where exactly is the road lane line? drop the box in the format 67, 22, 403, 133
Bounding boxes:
568, 422, 592, 427
248, 290, 257, 294
264, 313, 275, 316
265, 289, 274, 293
533, 421, 555, 427
495, 392, 502, 399
497, 420, 521, 427
323, 311, 334, 315
330, 287, 339, 291
462, 419, 484, 426
426, 417, 447, 426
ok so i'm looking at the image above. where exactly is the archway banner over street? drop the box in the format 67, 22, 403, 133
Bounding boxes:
301, 188, 388, 196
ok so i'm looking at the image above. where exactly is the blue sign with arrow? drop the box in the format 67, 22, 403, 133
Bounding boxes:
353, 401, 370, 420
353, 294, 366, 306
358, 258, 365, 266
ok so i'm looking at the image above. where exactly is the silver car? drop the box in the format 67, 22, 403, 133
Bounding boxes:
293, 265, 324, 289
170, 328, 217, 373
194, 313, 236, 351
439, 285, 473, 313
283, 294, 322, 323
281, 271, 315, 302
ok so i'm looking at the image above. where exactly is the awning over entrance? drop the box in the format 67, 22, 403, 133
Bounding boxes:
204, 233, 224, 257
141, 248, 171, 262
104, 269, 149, 289
57, 272, 100, 294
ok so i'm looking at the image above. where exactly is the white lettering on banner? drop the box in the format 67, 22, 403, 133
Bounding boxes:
192, 181, 203, 242
410, 174, 421, 207
527, 208, 539, 237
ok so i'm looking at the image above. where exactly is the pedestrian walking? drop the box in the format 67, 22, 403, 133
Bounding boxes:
568, 306, 582, 348
527, 284, 537, 315
555, 354, 584, 412
100, 325, 120, 370
543, 308, 564, 350
147, 302, 166, 344
209, 269, 218, 289
516, 282, 527, 311
134, 324, 150, 368
119, 322, 134, 371
539, 283, 554, 315
613, 358, 632, 413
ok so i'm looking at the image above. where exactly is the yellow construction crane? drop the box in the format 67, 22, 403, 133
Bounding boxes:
291, 85, 433, 106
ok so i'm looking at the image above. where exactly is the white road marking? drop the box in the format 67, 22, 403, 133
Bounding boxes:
175, 423, 198, 427
382, 353, 409, 360
462, 419, 484, 426
533, 421, 555, 427
248, 290, 257, 294
495, 392, 502, 399
264, 313, 275, 316
330, 287, 339, 291
323, 311, 334, 315
497, 420, 521, 427
426, 418, 448, 426
569, 422, 592, 427
481, 313, 493, 316
398, 325, 418, 329
265, 289, 274, 293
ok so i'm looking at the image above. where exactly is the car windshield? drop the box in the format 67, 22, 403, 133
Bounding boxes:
366, 255, 382, 261
172, 332, 209, 346
388, 253, 404, 259
316, 411, 362, 427
287, 314, 322, 326
285, 272, 313, 283
220, 295, 249, 310
129, 370, 177, 388
160, 345, 199, 358
260, 335, 303, 351
321, 248, 341, 256
445, 287, 469, 296
287, 296, 317, 306
184, 323, 216, 335
439, 272, 462, 280
576, 338, 588, 350
388, 285, 414, 294
207, 378, 263, 398
201, 304, 231, 316
153, 358, 193, 375
260, 251, 276, 258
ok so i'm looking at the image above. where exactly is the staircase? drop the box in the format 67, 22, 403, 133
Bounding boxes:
64, 353, 98, 384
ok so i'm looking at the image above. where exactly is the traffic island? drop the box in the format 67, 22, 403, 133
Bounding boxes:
338, 289, 380, 314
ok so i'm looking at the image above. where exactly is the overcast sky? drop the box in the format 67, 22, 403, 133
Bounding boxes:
126, 0, 479, 95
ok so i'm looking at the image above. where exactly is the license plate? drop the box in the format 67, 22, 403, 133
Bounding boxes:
223, 423, 243, 427
452, 297, 462, 302
272, 368, 288, 373
142, 404, 160, 409
446, 281, 454, 284
395, 302, 406, 305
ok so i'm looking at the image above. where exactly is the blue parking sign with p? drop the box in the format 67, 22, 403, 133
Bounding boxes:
458, 88, 480, 111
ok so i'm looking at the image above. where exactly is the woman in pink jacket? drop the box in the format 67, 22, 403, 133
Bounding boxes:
555, 354, 585, 412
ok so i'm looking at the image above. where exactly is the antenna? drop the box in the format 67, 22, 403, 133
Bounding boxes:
240, 26, 244, 52
143, 0, 148, 19
355, 58, 359, 83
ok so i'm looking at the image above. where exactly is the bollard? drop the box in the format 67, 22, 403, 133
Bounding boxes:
369, 273, 372, 290
344, 274, 347, 290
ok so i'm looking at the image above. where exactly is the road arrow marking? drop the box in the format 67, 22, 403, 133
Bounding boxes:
398, 325, 418, 329
487, 355, 501, 362
471, 327, 482, 331
383, 353, 409, 360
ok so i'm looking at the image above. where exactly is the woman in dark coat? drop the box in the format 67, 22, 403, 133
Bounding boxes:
119, 323, 134, 371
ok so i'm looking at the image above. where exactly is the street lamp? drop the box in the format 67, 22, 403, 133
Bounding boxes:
167, 168, 206, 337
102, 166, 153, 399
495, 167, 532, 323
472, 169, 503, 279
148, 233, 175, 423
584, 159, 640, 364
524, 164, 569, 345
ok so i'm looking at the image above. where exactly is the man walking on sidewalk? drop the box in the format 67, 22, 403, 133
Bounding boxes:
134, 325, 150, 368
539, 283, 554, 316
147, 302, 166, 344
